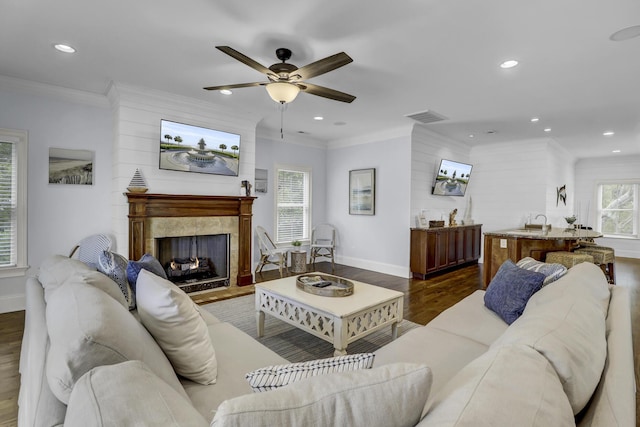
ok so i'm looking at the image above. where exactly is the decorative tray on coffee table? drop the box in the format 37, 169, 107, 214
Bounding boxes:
296, 274, 354, 297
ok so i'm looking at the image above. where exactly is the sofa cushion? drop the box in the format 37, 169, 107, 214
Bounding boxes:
492, 292, 607, 414
64, 360, 208, 427
97, 250, 135, 310
211, 363, 432, 427
418, 344, 574, 426
245, 353, 375, 392
484, 259, 546, 324
38, 254, 92, 302
62, 270, 128, 310
136, 269, 218, 385
45, 281, 188, 404
516, 256, 567, 286
126, 253, 166, 292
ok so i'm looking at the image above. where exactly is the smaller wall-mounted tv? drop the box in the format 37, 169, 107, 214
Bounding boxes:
159, 119, 241, 177
432, 159, 473, 196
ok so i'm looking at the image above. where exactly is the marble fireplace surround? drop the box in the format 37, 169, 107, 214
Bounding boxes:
126, 193, 256, 287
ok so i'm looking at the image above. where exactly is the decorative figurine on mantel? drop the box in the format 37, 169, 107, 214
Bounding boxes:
127, 169, 148, 193
241, 180, 252, 197
449, 208, 458, 226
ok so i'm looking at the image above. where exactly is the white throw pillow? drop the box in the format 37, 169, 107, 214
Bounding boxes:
246, 353, 375, 392
212, 363, 432, 427
492, 292, 607, 414
516, 256, 567, 286
65, 361, 208, 427
63, 270, 128, 309
136, 269, 217, 385
419, 344, 574, 426
45, 282, 187, 404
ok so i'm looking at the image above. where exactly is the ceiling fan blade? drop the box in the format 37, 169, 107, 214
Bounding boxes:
203, 82, 266, 91
215, 46, 271, 75
294, 52, 353, 80
298, 83, 356, 103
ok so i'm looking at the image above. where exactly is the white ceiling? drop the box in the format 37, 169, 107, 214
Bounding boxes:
2, 0, 640, 158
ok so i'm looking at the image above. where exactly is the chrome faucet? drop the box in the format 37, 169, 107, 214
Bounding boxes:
535, 214, 549, 233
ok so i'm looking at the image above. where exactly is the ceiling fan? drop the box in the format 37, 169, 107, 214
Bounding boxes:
204, 46, 356, 104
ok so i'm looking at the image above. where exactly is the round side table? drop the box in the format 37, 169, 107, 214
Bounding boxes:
290, 250, 307, 274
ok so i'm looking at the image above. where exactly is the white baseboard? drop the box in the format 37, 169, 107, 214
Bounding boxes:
336, 256, 411, 279
617, 250, 640, 259
0, 293, 25, 314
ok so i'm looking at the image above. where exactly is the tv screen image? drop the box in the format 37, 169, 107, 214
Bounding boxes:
432, 159, 472, 196
159, 119, 241, 176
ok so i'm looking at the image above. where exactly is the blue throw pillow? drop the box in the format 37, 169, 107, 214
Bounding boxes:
484, 260, 546, 324
126, 254, 167, 292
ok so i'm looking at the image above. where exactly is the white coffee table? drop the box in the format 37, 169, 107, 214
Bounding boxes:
255, 274, 404, 356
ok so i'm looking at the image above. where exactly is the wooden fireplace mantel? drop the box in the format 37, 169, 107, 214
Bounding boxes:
125, 193, 257, 286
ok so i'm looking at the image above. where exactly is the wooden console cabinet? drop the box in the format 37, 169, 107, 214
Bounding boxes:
410, 224, 482, 279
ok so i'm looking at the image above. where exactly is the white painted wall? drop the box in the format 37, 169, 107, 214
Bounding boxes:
0, 78, 112, 311
575, 155, 640, 258
253, 133, 328, 268
544, 141, 576, 227
410, 125, 473, 228
325, 128, 413, 277
107, 83, 261, 256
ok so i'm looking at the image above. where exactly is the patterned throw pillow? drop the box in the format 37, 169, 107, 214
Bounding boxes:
126, 253, 167, 292
516, 257, 567, 286
484, 260, 546, 325
98, 251, 135, 310
245, 353, 375, 392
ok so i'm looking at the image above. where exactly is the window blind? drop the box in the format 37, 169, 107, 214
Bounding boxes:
276, 168, 310, 243
0, 141, 17, 267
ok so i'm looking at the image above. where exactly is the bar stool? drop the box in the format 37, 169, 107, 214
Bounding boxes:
545, 251, 594, 269
574, 245, 616, 284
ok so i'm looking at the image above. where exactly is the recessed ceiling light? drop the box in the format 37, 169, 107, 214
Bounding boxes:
313, 116, 324, 121
530, 117, 540, 122
603, 131, 615, 136
500, 60, 519, 69
612, 150, 621, 153
54, 44, 76, 53
468, 134, 475, 138
610, 25, 640, 41
544, 128, 552, 132
220, 89, 232, 95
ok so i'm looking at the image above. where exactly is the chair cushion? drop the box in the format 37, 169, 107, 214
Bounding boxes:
38, 254, 92, 302
516, 257, 567, 286
45, 281, 187, 404
212, 363, 432, 427
419, 344, 574, 426
62, 270, 128, 310
245, 353, 375, 392
65, 361, 208, 427
136, 269, 217, 385
484, 260, 545, 324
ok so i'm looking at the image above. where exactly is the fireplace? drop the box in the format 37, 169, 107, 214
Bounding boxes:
156, 234, 230, 293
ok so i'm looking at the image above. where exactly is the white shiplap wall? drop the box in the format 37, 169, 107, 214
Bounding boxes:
575, 155, 640, 258
107, 83, 261, 256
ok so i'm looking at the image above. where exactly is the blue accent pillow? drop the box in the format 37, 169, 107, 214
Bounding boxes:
97, 251, 135, 310
126, 254, 167, 293
484, 260, 546, 324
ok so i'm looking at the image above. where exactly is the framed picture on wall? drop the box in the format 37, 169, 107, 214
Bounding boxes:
48, 148, 94, 185
349, 168, 375, 215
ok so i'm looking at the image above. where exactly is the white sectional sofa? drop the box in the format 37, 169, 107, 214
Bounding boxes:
18, 255, 635, 426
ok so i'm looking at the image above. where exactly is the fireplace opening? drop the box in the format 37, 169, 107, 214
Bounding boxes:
156, 234, 230, 293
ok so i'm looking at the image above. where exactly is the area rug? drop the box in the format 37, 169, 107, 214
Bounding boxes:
201, 294, 420, 363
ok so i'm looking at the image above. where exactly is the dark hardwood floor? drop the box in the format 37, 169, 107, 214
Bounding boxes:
0, 258, 637, 426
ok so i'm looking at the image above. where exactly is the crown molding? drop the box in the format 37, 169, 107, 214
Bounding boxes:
0, 74, 109, 108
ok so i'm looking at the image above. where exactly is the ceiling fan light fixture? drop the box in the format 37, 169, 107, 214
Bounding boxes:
266, 82, 300, 104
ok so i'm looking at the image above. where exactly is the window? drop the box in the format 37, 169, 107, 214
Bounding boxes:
275, 166, 311, 244
0, 128, 28, 277
596, 182, 638, 238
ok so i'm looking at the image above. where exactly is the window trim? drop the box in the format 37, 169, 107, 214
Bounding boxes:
595, 180, 639, 240
0, 128, 29, 278
274, 164, 312, 245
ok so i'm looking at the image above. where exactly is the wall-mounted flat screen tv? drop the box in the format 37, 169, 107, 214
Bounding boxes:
159, 119, 241, 177
432, 159, 472, 196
